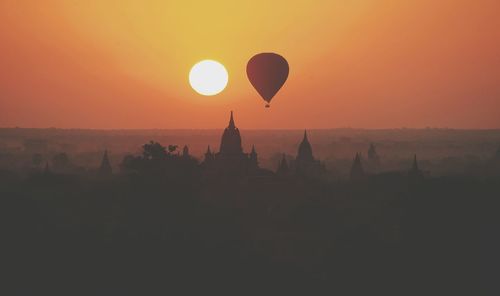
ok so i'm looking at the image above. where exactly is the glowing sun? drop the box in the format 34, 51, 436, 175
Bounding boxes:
189, 60, 228, 96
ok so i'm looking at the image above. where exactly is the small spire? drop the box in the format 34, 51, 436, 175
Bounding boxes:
277, 153, 289, 175
297, 129, 314, 162
99, 149, 112, 175
249, 145, 258, 164
204, 145, 214, 162
350, 152, 365, 181
368, 143, 378, 159
409, 154, 424, 180
44, 161, 50, 174
182, 145, 189, 157
412, 154, 419, 171
102, 149, 109, 163
228, 111, 235, 129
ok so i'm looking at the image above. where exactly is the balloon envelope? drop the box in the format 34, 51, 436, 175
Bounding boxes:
247, 53, 289, 106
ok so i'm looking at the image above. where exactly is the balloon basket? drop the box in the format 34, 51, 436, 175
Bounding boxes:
265, 104, 270, 108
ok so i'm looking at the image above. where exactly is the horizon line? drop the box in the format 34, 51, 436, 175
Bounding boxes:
2, 127, 500, 131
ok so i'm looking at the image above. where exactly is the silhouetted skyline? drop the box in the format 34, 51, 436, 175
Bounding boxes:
1, 1, 499, 294
0, 112, 498, 295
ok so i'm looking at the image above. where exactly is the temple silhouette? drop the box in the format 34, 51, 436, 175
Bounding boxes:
350, 153, 365, 181
366, 143, 381, 172
86, 111, 440, 182
292, 130, 325, 178
202, 111, 271, 178
99, 149, 112, 176
201, 111, 325, 180
408, 154, 424, 180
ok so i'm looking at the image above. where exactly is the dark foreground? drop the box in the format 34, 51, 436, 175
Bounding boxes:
1, 170, 498, 295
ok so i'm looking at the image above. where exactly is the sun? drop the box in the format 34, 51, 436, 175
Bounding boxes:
189, 60, 228, 96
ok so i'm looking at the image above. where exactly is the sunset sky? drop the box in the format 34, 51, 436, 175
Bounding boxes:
1, 0, 499, 129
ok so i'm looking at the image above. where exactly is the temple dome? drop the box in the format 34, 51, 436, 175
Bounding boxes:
296, 130, 314, 162
219, 111, 243, 156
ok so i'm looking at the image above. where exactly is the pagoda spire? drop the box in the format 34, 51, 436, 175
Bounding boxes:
44, 162, 50, 174
204, 145, 214, 162
412, 154, 419, 171
228, 111, 235, 129
350, 153, 365, 181
277, 153, 289, 175
182, 145, 189, 157
219, 111, 243, 155
409, 154, 424, 180
368, 143, 376, 155
296, 129, 314, 162
99, 149, 112, 175
249, 144, 258, 169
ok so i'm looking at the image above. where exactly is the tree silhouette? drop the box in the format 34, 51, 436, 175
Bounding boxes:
168, 145, 178, 154
142, 141, 167, 160
121, 141, 200, 181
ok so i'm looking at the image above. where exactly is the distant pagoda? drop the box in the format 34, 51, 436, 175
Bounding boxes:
276, 154, 290, 176
366, 143, 381, 172
219, 111, 243, 156
293, 130, 324, 178
182, 145, 190, 158
297, 130, 314, 162
350, 153, 365, 181
99, 149, 112, 175
203, 111, 270, 177
408, 154, 424, 180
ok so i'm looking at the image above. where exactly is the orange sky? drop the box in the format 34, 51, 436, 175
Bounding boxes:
1, 0, 499, 129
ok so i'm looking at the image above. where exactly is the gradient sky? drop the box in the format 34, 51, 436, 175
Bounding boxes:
1, 0, 499, 129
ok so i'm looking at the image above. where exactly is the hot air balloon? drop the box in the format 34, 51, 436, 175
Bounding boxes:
247, 53, 289, 108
